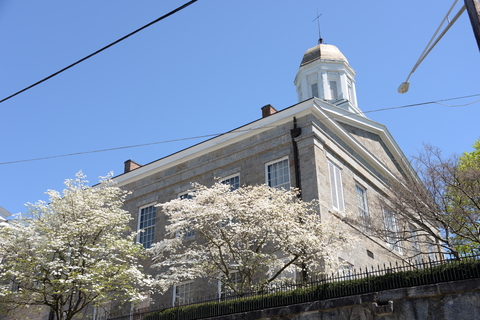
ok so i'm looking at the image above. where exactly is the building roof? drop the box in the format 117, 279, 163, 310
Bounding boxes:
0, 206, 11, 223
300, 43, 348, 66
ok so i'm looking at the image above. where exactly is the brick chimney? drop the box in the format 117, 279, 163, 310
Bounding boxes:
124, 159, 141, 173
261, 104, 277, 118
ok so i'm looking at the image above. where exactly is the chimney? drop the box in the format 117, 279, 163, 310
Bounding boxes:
261, 104, 277, 118
124, 159, 141, 173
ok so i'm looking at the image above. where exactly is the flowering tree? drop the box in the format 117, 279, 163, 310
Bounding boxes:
150, 183, 354, 296
0, 172, 152, 320
378, 141, 480, 259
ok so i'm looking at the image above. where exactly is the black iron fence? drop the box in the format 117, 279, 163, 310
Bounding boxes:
107, 255, 480, 320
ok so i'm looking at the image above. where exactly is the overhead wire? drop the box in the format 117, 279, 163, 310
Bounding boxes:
1, 93, 479, 166
0, 0, 199, 105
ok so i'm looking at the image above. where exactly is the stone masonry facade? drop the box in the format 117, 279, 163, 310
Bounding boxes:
118, 106, 419, 308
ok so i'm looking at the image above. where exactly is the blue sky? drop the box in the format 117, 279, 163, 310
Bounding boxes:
1, 0, 479, 216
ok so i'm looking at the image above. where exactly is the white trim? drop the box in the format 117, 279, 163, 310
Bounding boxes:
137, 203, 157, 249
112, 98, 416, 191
265, 156, 290, 189
355, 184, 370, 233
173, 280, 194, 307
328, 159, 344, 212
220, 173, 241, 190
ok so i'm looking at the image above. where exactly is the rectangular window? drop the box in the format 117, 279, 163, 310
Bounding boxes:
410, 226, 421, 264
428, 243, 437, 262
383, 208, 402, 253
311, 82, 319, 98
275, 257, 297, 283
176, 192, 196, 239
356, 185, 370, 233
173, 281, 193, 306
329, 81, 338, 100
328, 160, 344, 211
138, 205, 156, 249
221, 174, 240, 190
339, 259, 354, 279
266, 158, 290, 190
219, 271, 241, 300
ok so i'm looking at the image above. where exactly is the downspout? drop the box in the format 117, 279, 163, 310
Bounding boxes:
290, 117, 302, 197
291, 117, 308, 283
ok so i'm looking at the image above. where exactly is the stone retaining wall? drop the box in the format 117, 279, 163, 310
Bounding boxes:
203, 278, 480, 320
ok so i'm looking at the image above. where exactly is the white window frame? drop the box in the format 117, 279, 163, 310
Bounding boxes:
218, 270, 241, 300
173, 281, 194, 306
176, 191, 196, 239
310, 82, 319, 98
339, 258, 354, 279
329, 80, 338, 100
220, 174, 240, 191
328, 160, 344, 212
427, 242, 437, 262
273, 257, 297, 283
355, 184, 370, 233
382, 208, 402, 254
265, 157, 291, 190
410, 226, 421, 264
137, 204, 156, 249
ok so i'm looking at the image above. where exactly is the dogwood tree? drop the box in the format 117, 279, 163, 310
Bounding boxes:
0, 172, 153, 320
150, 183, 354, 296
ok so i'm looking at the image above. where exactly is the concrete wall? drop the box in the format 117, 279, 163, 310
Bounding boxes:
201, 278, 480, 320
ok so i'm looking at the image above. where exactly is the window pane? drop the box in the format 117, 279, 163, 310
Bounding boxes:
356, 186, 370, 233
138, 205, 156, 249
330, 81, 338, 99
311, 83, 319, 98
221, 175, 240, 190
267, 159, 290, 190
175, 282, 193, 306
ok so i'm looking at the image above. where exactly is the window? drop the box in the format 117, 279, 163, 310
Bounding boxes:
383, 208, 402, 253
356, 185, 370, 233
329, 81, 338, 100
275, 257, 297, 283
218, 271, 241, 300
339, 259, 354, 279
328, 160, 344, 211
410, 226, 421, 264
138, 205, 156, 249
347, 79, 355, 104
173, 281, 193, 306
176, 192, 196, 239
311, 83, 319, 98
428, 243, 437, 262
266, 158, 290, 190
179, 191, 194, 200
221, 174, 240, 190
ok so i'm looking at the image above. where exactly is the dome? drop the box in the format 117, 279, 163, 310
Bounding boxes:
300, 43, 348, 66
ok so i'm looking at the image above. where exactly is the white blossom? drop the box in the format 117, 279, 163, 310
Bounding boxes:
0, 172, 153, 320
150, 183, 355, 295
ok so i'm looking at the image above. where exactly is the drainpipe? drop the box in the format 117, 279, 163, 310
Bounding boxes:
290, 117, 302, 198
291, 117, 308, 283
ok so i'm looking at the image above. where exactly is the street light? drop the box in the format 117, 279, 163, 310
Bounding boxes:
398, 2, 466, 94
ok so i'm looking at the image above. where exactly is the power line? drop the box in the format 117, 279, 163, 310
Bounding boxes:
1, 93, 479, 166
0, 0, 199, 105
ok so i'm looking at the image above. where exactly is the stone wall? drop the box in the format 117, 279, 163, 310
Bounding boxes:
201, 278, 480, 320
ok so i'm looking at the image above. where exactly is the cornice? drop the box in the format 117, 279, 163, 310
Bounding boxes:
113, 99, 414, 188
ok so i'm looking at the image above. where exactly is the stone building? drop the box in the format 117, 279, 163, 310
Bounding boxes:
0, 207, 11, 228
112, 42, 423, 308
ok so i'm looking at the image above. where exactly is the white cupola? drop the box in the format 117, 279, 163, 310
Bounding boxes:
294, 42, 364, 117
